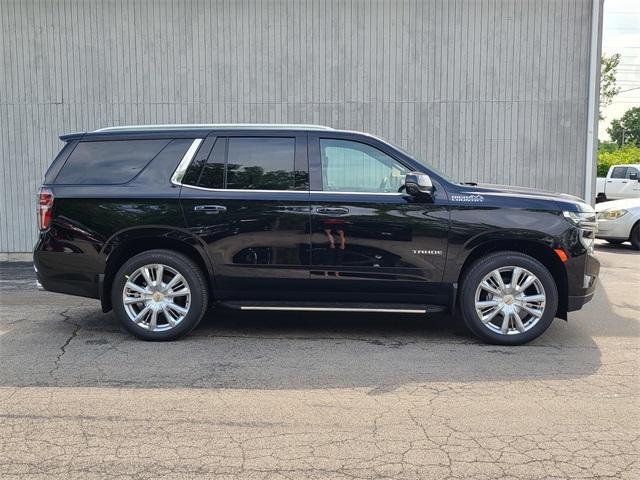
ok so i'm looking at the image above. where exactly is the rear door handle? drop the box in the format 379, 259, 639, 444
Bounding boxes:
194, 205, 227, 214
316, 207, 349, 215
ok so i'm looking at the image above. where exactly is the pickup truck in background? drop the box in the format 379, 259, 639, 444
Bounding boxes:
596, 164, 640, 202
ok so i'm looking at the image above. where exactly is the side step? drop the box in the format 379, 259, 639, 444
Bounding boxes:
218, 301, 448, 314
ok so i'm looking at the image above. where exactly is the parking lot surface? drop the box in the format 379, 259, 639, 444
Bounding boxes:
0, 241, 638, 479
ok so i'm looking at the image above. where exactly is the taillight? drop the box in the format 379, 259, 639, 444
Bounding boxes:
38, 187, 54, 230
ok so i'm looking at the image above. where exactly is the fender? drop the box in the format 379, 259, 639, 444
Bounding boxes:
99, 225, 215, 311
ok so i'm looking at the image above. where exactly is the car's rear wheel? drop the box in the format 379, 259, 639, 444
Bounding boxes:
459, 252, 558, 345
111, 249, 208, 340
631, 222, 640, 250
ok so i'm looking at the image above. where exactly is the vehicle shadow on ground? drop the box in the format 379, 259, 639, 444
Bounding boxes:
4, 260, 636, 391
594, 241, 638, 254
0, 294, 618, 393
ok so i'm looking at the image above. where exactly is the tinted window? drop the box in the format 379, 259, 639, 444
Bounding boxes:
626, 167, 639, 179
197, 137, 227, 189
226, 137, 296, 190
320, 139, 409, 193
611, 167, 628, 179
44, 141, 77, 184
55, 139, 170, 184
181, 136, 217, 186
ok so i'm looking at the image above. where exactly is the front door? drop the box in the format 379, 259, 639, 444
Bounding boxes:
180, 133, 311, 297
307, 136, 450, 303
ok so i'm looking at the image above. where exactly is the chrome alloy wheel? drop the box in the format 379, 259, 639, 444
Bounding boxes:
122, 264, 191, 332
474, 266, 546, 336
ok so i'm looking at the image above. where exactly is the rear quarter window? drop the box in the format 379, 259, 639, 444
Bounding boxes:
44, 140, 77, 184
54, 139, 170, 185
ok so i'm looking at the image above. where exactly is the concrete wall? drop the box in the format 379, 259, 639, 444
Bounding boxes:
0, 0, 598, 253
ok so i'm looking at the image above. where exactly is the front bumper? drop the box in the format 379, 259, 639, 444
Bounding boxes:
596, 217, 633, 241
565, 252, 600, 312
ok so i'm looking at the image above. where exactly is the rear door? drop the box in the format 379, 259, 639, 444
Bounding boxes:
180, 132, 311, 297
307, 135, 450, 303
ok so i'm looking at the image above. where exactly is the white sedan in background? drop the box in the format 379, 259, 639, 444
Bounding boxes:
595, 198, 640, 250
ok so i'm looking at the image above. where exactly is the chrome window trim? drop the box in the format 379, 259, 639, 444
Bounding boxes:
170, 138, 204, 186
181, 184, 309, 194
314, 191, 404, 196
179, 183, 404, 196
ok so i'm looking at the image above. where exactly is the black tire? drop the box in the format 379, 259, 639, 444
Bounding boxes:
111, 249, 209, 341
595, 193, 607, 203
459, 251, 558, 346
631, 222, 640, 251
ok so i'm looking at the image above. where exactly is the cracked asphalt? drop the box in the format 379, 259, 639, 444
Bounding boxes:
0, 241, 638, 479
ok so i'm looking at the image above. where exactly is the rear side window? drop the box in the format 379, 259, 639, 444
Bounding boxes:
611, 167, 628, 179
197, 137, 227, 189
186, 136, 304, 191
55, 139, 170, 184
226, 137, 296, 190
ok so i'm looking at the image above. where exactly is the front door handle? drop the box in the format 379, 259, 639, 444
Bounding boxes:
194, 205, 227, 214
316, 207, 349, 215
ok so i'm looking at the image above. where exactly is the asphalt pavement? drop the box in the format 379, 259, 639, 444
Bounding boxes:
0, 241, 638, 479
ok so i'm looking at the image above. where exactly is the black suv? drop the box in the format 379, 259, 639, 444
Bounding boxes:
34, 124, 600, 345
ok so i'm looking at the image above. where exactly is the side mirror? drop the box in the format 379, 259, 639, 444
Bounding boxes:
404, 171, 434, 196
629, 171, 639, 181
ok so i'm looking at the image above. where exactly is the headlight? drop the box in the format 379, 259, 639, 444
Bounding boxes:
563, 211, 597, 252
563, 210, 596, 225
597, 209, 627, 220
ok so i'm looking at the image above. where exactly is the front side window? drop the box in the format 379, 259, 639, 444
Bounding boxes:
320, 139, 409, 193
626, 167, 639, 179
611, 167, 628, 179
226, 137, 296, 190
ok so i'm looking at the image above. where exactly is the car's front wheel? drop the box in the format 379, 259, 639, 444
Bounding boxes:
459, 252, 558, 345
111, 249, 208, 340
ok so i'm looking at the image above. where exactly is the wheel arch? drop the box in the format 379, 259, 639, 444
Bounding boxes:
631, 219, 640, 249
100, 228, 214, 312
456, 239, 569, 319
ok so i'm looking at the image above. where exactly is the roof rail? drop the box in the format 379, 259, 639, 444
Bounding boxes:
93, 123, 334, 132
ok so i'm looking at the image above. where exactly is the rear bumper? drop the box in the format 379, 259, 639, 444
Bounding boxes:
33, 238, 101, 300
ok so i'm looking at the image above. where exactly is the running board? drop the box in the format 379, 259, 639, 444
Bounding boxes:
218, 301, 447, 314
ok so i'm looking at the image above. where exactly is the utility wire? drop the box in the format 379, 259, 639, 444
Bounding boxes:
618, 86, 640, 93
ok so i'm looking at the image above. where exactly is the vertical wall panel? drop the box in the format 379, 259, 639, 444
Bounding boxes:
0, 0, 594, 253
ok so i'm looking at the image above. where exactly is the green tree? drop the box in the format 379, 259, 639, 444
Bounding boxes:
600, 54, 621, 120
607, 107, 640, 147
597, 143, 640, 177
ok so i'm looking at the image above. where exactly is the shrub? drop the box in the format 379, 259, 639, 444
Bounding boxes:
597, 144, 640, 177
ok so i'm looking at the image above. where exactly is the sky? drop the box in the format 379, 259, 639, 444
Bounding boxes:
599, 0, 640, 140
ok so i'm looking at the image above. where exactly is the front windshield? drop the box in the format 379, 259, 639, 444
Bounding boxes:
387, 140, 458, 183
